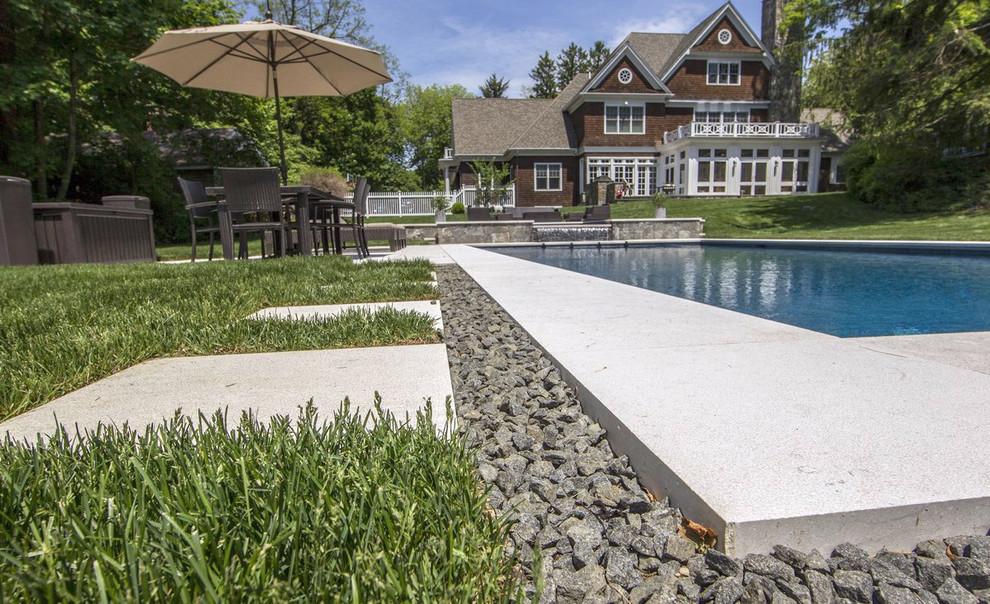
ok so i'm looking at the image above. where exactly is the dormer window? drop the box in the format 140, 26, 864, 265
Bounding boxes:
707, 61, 740, 85
605, 104, 645, 134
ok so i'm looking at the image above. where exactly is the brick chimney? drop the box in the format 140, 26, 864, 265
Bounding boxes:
762, 0, 803, 122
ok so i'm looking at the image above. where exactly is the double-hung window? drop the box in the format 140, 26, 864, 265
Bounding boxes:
707, 61, 740, 85
534, 163, 562, 191
605, 104, 645, 134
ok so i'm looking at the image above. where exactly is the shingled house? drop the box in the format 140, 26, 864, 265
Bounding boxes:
440, 1, 829, 206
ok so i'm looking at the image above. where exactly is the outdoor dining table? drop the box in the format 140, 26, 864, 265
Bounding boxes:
204, 185, 352, 260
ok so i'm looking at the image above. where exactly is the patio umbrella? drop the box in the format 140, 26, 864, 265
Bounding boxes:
133, 14, 392, 183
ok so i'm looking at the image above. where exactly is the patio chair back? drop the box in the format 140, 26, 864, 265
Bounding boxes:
352, 177, 369, 214
219, 167, 283, 215
177, 176, 220, 261
177, 178, 211, 215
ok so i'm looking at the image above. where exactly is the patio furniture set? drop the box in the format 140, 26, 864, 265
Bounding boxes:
179, 167, 406, 262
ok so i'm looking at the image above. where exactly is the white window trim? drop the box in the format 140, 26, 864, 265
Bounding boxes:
706, 60, 741, 86
534, 162, 563, 192
604, 103, 646, 135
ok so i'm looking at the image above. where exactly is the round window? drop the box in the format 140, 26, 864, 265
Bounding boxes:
617, 68, 633, 84
717, 28, 732, 45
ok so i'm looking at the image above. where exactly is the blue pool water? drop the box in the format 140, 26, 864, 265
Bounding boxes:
493, 244, 990, 337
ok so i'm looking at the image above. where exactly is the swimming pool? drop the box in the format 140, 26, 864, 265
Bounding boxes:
493, 243, 990, 337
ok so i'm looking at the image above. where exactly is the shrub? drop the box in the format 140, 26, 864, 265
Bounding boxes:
844, 138, 988, 212
295, 165, 350, 198
0, 403, 524, 601
451, 201, 465, 214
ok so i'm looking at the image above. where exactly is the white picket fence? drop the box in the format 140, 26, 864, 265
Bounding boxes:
363, 186, 515, 216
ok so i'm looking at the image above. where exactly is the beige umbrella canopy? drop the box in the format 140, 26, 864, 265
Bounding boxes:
134, 18, 392, 182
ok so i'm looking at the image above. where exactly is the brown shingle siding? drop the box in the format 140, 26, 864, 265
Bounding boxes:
694, 18, 762, 52
666, 59, 768, 100
576, 103, 692, 147
591, 58, 663, 93
514, 156, 579, 207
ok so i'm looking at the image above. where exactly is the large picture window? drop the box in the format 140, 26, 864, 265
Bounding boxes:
707, 61, 740, 85
605, 104, 645, 134
534, 163, 562, 191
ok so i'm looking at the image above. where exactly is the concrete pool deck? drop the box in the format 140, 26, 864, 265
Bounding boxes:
441, 243, 990, 556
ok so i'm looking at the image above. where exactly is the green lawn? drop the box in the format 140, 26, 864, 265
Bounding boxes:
561, 193, 990, 241
0, 404, 521, 601
0, 256, 437, 421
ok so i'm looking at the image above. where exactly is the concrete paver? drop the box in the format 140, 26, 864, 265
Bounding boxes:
1, 344, 454, 444
249, 300, 443, 326
443, 243, 990, 556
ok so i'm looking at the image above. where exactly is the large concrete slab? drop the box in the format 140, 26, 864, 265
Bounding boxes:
853, 331, 990, 375
248, 300, 443, 326
443, 244, 990, 556
1, 345, 454, 444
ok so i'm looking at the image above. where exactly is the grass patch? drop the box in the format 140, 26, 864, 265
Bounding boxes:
0, 256, 438, 421
561, 193, 990, 240
0, 403, 523, 601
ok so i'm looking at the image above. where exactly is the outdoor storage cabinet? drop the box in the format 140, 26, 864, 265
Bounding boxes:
0, 176, 39, 266
34, 200, 156, 264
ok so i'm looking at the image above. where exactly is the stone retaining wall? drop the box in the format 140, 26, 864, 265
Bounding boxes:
404, 219, 705, 245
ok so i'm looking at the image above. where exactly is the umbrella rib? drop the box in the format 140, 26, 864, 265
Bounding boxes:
181, 34, 266, 87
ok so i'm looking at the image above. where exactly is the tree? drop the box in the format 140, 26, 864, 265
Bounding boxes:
528, 51, 558, 99
479, 74, 510, 98
469, 160, 513, 207
584, 41, 611, 72
0, 0, 254, 203
788, 0, 990, 209
556, 43, 588, 90
399, 84, 472, 189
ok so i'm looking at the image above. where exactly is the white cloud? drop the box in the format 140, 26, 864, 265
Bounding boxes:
407, 16, 572, 97
607, 3, 714, 47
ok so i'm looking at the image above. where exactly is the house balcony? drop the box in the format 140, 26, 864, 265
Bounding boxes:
442, 147, 454, 159
662, 122, 820, 145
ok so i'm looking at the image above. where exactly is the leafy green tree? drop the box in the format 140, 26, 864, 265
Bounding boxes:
789, 0, 990, 209
528, 52, 558, 99
469, 160, 513, 207
556, 43, 588, 90
290, 88, 409, 190
399, 84, 472, 189
0, 0, 256, 206
479, 74, 510, 98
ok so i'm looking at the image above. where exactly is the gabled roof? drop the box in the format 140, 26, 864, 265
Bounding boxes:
509, 74, 587, 150
658, 1, 772, 81
583, 42, 671, 93
451, 98, 552, 156
451, 74, 588, 156
623, 33, 686, 75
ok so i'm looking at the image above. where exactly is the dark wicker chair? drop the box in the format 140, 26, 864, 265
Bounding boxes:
316, 176, 367, 257
218, 167, 288, 259
177, 177, 220, 261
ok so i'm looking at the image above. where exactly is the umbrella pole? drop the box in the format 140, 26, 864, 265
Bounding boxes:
272, 67, 288, 185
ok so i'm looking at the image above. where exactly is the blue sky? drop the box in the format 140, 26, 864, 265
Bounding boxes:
362, 0, 767, 97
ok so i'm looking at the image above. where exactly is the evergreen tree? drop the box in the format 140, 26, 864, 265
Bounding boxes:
556, 43, 588, 90
584, 41, 611, 72
528, 52, 558, 99
479, 74, 510, 98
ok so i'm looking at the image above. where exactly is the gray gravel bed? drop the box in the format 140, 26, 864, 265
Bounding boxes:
436, 265, 990, 604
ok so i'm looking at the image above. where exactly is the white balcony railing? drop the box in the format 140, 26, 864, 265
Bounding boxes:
663, 122, 820, 144
442, 147, 454, 159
